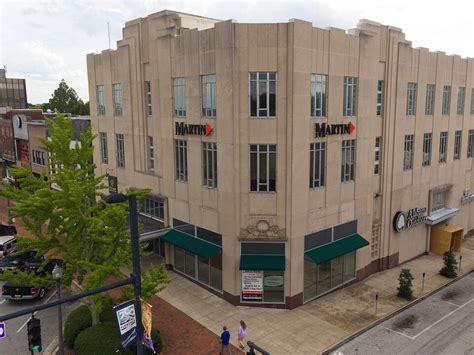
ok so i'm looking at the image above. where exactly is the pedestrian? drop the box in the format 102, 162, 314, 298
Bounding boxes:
220, 325, 232, 355
237, 320, 247, 350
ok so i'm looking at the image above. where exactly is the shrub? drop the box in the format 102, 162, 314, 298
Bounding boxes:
99, 305, 117, 324
440, 250, 458, 278
397, 268, 414, 300
74, 322, 133, 355
149, 329, 163, 354
64, 305, 92, 348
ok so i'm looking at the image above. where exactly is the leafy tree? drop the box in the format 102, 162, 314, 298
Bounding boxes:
0, 115, 169, 323
397, 268, 414, 300
440, 250, 458, 278
47, 79, 88, 115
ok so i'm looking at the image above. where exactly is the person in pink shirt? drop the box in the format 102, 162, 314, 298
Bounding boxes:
237, 320, 247, 350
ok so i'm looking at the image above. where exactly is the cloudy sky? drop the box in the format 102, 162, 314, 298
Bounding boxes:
1, 0, 473, 104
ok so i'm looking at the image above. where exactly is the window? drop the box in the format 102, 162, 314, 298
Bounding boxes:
454, 130, 462, 160
148, 136, 154, 171
140, 196, 164, 220
422, 133, 432, 166
442, 85, 451, 115
202, 142, 217, 188
468, 130, 474, 158
32, 150, 45, 166
471, 89, 474, 115
96, 85, 105, 116
403, 134, 414, 170
175, 139, 188, 181
425, 84, 435, 115
201, 75, 216, 117
250, 144, 276, 192
376, 80, 384, 116
311, 74, 327, 117
439, 132, 448, 163
457, 87, 465, 115
249, 72, 277, 118
432, 191, 447, 212
145, 81, 152, 116
112, 83, 122, 116
99, 132, 108, 164
309, 142, 326, 188
343, 76, 358, 117
406, 82, 417, 116
173, 78, 186, 117
374, 137, 381, 174
116, 133, 125, 168
341, 139, 355, 182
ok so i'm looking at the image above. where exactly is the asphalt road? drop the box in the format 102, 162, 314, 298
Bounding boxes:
334, 272, 474, 355
0, 280, 78, 354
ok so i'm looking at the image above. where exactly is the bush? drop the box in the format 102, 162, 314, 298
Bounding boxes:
440, 250, 458, 278
150, 329, 163, 354
397, 268, 414, 300
99, 305, 117, 324
74, 322, 133, 355
64, 305, 92, 348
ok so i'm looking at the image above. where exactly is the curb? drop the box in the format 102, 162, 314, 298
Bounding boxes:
43, 335, 58, 355
321, 269, 473, 355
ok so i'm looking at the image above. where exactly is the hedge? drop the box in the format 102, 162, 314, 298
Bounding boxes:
64, 305, 92, 348
74, 322, 133, 355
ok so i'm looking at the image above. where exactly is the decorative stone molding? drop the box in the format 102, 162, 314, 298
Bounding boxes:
239, 216, 286, 241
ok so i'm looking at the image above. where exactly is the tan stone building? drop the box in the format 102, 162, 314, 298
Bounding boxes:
87, 10, 474, 308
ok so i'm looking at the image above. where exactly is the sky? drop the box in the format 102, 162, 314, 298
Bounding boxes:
0, 0, 473, 104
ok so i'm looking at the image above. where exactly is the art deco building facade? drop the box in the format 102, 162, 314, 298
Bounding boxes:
87, 10, 474, 308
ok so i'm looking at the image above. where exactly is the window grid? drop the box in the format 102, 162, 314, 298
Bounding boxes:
250, 144, 276, 192
175, 139, 188, 181
99, 132, 108, 164
425, 84, 435, 115
454, 130, 462, 160
468, 130, 474, 158
341, 139, 356, 182
145, 81, 152, 116
32, 150, 45, 166
311, 74, 327, 117
202, 142, 218, 188
343, 77, 358, 117
309, 142, 326, 188
403, 135, 414, 170
376, 80, 384, 116
112, 83, 122, 116
116, 133, 125, 168
442, 85, 451, 115
140, 196, 164, 220
374, 137, 381, 175
432, 191, 447, 212
249, 72, 277, 118
439, 132, 448, 163
148, 136, 154, 171
457, 87, 465, 115
422, 133, 432, 166
173, 78, 186, 117
201, 75, 216, 117
96, 85, 105, 116
406, 82, 417, 116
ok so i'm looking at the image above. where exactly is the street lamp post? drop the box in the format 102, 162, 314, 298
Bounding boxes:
106, 193, 143, 355
52, 264, 64, 355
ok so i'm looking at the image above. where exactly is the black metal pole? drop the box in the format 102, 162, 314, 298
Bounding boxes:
56, 279, 64, 355
129, 195, 143, 355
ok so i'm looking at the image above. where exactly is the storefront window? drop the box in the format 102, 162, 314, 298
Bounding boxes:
263, 271, 284, 303
304, 255, 317, 302
331, 256, 343, 288
343, 251, 355, 282
317, 261, 331, 296
210, 252, 223, 291
174, 247, 185, 272
185, 252, 196, 278
198, 256, 210, 285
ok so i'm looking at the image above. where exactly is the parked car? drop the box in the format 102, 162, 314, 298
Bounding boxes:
0, 235, 17, 258
2, 258, 64, 300
0, 249, 39, 273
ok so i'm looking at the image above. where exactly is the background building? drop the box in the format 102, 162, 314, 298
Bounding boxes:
0, 69, 28, 109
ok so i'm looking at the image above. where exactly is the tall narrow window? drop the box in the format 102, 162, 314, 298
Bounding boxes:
439, 132, 448, 163
175, 139, 188, 181
201, 74, 216, 117
116, 133, 125, 168
145, 81, 152, 116
112, 83, 122, 116
425, 84, 435, 115
343, 77, 358, 117
341, 139, 356, 182
442, 85, 451, 115
99, 132, 108, 164
454, 130, 462, 160
249, 72, 277, 118
202, 142, 217, 188
457, 87, 465, 115
468, 130, 474, 158
173, 78, 186, 117
250, 144, 276, 192
422, 133, 432, 166
311, 74, 327, 117
403, 135, 414, 170
309, 142, 326, 188
376, 80, 384, 116
406, 82, 417, 116
96, 85, 105, 116
374, 137, 381, 175
471, 89, 474, 115
148, 136, 154, 171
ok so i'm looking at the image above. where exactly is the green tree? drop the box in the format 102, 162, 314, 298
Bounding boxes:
440, 250, 458, 278
397, 268, 414, 300
48, 79, 87, 115
0, 115, 169, 323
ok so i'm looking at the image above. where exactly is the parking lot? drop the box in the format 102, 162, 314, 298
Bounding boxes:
334, 272, 474, 355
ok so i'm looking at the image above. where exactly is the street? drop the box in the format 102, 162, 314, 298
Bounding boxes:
334, 272, 474, 355
0, 280, 78, 354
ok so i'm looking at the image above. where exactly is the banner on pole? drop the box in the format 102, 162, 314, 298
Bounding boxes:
114, 300, 137, 348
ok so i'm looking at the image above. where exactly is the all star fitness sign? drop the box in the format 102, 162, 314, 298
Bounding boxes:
314, 121, 355, 138
393, 207, 427, 232
175, 122, 213, 136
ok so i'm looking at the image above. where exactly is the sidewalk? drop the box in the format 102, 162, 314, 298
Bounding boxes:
157, 238, 474, 355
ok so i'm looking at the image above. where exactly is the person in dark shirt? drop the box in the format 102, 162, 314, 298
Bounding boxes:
220, 325, 232, 355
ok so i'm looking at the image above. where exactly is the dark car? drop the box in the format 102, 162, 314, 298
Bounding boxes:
0, 250, 39, 273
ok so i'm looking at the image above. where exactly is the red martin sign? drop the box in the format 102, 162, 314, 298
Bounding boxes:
315, 121, 355, 138
175, 122, 213, 136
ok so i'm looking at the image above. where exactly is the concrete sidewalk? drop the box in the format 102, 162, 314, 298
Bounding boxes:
156, 238, 474, 355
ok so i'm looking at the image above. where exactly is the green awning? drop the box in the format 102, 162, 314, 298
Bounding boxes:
239, 255, 286, 271
161, 229, 221, 259
305, 233, 369, 265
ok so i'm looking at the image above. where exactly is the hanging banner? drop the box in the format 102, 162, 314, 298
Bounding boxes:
141, 299, 153, 338
241, 270, 263, 301
114, 300, 137, 349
